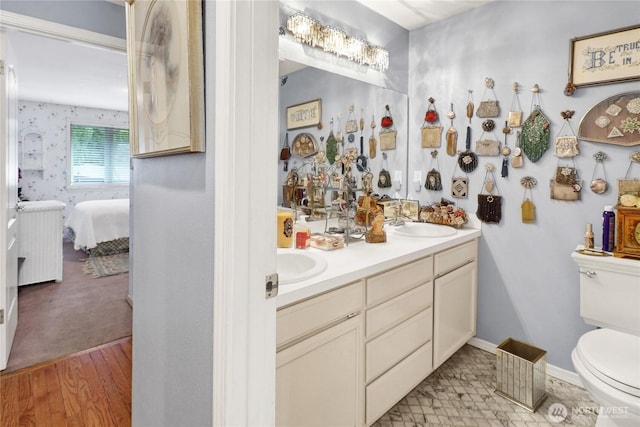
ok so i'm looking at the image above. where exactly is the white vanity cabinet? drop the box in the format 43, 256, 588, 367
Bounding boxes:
433, 240, 478, 369
364, 257, 434, 425
276, 280, 364, 427
275, 237, 479, 426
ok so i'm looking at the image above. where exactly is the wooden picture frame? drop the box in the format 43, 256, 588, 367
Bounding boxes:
286, 99, 322, 130
126, 0, 205, 158
569, 25, 640, 89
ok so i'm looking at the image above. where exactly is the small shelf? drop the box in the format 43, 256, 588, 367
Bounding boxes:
19, 128, 45, 171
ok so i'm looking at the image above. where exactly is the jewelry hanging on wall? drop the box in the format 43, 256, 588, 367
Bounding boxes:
520, 176, 537, 224
520, 84, 551, 163
590, 151, 608, 194
555, 110, 579, 158
501, 122, 511, 177
424, 150, 443, 191
476, 77, 500, 118
508, 82, 523, 127
446, 103, 458, 156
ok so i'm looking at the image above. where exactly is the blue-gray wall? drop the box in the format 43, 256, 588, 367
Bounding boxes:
408, 0, 639, 370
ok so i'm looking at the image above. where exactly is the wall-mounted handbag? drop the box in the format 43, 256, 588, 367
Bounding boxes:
520, 85, 550, 163
424, 150, 442, 191
422, 125, 442, 148
618, 151, 640, 203
508, 82, 523, 128
345, 104, 358, 134
555, 110, 579, 158
520, 176, 537, 224
379, 105, 396, 150
550, 179, 582, 201
458, 125, 478, 173
476, 164, 502, 224
476, 77, 500, 118
589, 151, 608, 194
475, 119, 500, 156
378, 153, 392, 188
451, 162, 468, 199
555, 159, 579, 185
379, 129, 397, 151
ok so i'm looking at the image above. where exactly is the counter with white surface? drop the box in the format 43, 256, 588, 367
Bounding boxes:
276, 219, 481, 308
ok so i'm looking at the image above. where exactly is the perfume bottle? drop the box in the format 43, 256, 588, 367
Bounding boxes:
584, 223, 594, 249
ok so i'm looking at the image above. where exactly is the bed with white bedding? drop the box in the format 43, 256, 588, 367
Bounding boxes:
64, 199, 129, 255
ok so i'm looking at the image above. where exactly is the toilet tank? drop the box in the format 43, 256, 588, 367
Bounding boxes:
571, 249, 640, 335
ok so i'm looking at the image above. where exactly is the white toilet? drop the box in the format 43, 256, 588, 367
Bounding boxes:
571, 250, 640, 427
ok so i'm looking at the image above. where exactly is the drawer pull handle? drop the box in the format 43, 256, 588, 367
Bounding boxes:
346, 312, 358, 319
580, 270, 596, 278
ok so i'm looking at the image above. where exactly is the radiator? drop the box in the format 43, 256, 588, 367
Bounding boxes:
18, 200, 65, 286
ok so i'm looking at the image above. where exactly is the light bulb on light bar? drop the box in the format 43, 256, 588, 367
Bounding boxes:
285, 12, 389, 72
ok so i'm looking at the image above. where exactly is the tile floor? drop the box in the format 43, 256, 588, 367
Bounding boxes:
373, 344, 598, 426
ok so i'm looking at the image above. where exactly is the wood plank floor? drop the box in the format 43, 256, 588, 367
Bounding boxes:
1, 337, 132, 427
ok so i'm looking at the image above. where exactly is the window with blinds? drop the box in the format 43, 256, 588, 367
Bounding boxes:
69, 123, 130, 186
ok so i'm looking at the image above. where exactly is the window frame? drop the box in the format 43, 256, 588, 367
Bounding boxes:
67, 120, 131, 190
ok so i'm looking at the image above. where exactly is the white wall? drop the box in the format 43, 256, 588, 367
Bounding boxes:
408, 1, 639, 370
17, 100, 129, 220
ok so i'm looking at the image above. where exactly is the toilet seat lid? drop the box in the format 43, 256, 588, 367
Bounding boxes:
576, 329, 640, 397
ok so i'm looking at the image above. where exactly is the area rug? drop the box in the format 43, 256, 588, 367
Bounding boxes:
83, 252, 129, 278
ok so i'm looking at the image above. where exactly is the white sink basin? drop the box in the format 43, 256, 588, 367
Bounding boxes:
392, 222, 458, 238
277, 251, 328, 284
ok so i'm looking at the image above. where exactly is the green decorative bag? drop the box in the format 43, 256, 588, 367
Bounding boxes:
520, 107, 550, 163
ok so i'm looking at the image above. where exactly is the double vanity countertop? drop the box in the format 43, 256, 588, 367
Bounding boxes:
276, 219, 482, 308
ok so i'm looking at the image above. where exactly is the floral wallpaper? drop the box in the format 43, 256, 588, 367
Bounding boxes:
18, 100, 130, 222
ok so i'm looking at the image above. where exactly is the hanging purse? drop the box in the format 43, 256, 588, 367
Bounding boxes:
555, 158, 579, 185
476, 77, 500, 118
424, 150, 443, 191
520, 176, 537, 224
451, 161, 468, 199
475, 119, 500, 156
511, 131, 524, 168
476, 164, 502, 224
345, 104, 358, 134
590, 151, 608, 194
326, 119, 338, 164
618, 151, 640, 203
368, 115, 377, 159
508, 82, 523, 128
555, 110, 579, 158
379, 105, 396, 150
550, 179, 582, 201
458, 91, 478, 172
446, 103, 458, 156
422, 97, 442, 148
378, 153, 392, 188
520, 85, 550, 163
280, 132, 291, 171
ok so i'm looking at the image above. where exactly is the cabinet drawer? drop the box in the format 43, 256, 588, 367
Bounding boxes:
366, 341, 433, 425
366, 281, 432, 340
366, 257, 433, 307
277, 280, 363, 348
366, 307, 432, 383
434, 239, 477, 276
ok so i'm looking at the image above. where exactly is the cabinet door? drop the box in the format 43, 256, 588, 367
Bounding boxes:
433, 261, 477, 369
276, 315, 363, 427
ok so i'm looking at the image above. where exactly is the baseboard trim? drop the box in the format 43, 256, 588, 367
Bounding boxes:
467, 337, 584, 388
126, 295, 133, 308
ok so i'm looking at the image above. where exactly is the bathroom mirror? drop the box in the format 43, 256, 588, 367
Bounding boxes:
278, 61, 409, 208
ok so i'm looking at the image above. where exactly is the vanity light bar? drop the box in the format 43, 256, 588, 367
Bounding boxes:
286, 12, 390, 72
